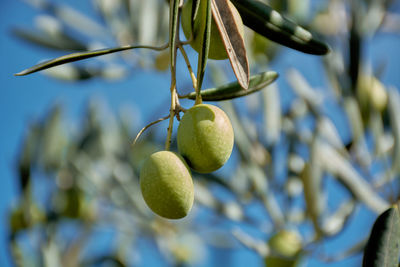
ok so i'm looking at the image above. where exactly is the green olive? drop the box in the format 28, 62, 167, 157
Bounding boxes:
177, 104, 234, 173
268, 230, 302, 257
265, 230, 303, 267
181, 0, 244, 60
357, 75, 387, 112
140, 151, 194, 219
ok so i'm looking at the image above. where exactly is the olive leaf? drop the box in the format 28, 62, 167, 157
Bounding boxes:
81, 255, 126, 267
231, 0, 329, 55
388, 88, 400, 174
318, 141, 389, 214
169, 0, 180, 76
24, 0, 108, 39
15, 44, 167, 76
195, 0, 212, 98
12, 27, 87, 52
349, 1, 362, 91
362, 205, 400, 267
212, 0, 249, 89
18, 123, 42, 192
263, 83, 281, 145
301, 137, 324, 239
184, 71, 278, 101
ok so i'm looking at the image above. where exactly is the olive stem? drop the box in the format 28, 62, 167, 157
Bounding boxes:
179, 44, 198, 92
166, 0, 180, 151
131, 115, 170, 147
165, 83, 177, 151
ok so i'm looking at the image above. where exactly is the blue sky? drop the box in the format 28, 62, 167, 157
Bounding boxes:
1, 1, 400, 266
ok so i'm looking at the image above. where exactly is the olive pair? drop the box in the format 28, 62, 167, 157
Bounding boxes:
140, 104, 234, 219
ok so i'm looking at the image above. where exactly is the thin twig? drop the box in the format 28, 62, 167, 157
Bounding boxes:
179, 44, 197, 91
165, 83, 177, 151
165, 0, 181, 151
131, 115, 169, 147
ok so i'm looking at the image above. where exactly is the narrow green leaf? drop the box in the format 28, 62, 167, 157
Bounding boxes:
349, 3, 362, 92
185, 71, 278, 101
231, 0, 330, 55
317, 117, 345, 151
192, 0, 202, 26
343, 96, 372, 165
362, 205, 400, 267
287, 68, 323, 113
212, 0, 249, 89
25, 0, 108, 39
15, 44, 167, 76
301, 137, 324, 239
81, 255, 126, 267
318, 141, 389, 214
18, 123, 42, 192
196, 0, 212, 94
263, 83, 281, 145
169, 0, 180, 74
155, 1, 170, 45
388, 88, 400, 173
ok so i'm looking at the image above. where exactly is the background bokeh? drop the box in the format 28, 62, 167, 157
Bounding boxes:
1, 0, 400, 266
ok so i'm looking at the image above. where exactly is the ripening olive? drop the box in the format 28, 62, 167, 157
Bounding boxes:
177, 104, 234, 173
140, 151, 194, 219
181, 0, 244, 60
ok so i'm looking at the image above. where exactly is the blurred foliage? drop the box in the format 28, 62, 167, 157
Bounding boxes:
9, 0, 400, 266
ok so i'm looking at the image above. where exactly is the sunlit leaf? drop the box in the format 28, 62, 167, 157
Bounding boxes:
301, 137, 324, 239
322, 200, 356, 236
287, 69, 323, 112
263, 83, 281, 145
318, 142, 389, 214
12, 27, 87, 52
24, 0, 108, 39
388, 88, 400, 173
212, 0, 249, 89
317, 117, 345, 151
343, 97, 372, 165
184, 71, 278, 101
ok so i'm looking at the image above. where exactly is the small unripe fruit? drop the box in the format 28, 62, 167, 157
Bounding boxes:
140, 151, 194, 219
269, 230, 302, 257
181, 0, 244, 60
359, 75, 388, 112
177, 104, 234, 173
265, 230, 303, 267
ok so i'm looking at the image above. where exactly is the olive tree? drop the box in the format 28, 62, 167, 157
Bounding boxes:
9, 0, 400, 266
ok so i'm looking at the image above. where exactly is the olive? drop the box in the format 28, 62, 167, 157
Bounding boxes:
181, 0, 244, 60
140, 151, 194, 219
177, 104, 234, 173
